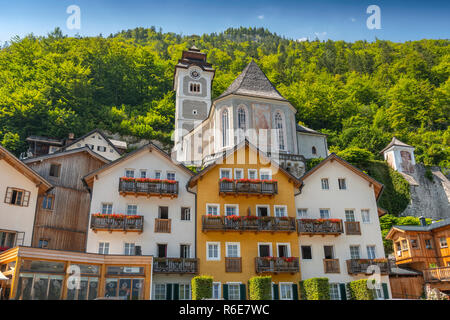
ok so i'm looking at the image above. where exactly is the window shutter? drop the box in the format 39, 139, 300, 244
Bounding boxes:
239, 284, 246, 300
166, 283, 173, 300
339, 283, 347, 300
4, 187, 12, 204
272, 284, 279, 300
173, 284, 179, 300
223, 284, 229, 300
292, 284, 298, 300
22, 191, 30, 207
382, 283, 389, 300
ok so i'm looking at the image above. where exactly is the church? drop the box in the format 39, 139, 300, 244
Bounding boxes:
173, 46, 328, 178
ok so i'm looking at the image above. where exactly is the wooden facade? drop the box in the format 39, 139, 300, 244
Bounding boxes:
25, 149, 109, 252
389, 274, 424, 299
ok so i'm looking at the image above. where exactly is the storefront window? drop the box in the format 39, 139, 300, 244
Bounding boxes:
66, 277, 98, 300
20, 260, 65, 273
104, 278, 144, 300
15, 273, 63, 300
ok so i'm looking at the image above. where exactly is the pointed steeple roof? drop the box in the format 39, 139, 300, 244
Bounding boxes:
380, 137, 414, 154
218, 61, 287, 101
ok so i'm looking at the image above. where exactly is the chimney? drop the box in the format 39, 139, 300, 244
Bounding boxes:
419, 216, 427, 227
68, 133, 75, 139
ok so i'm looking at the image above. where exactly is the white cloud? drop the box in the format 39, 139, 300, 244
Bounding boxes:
257, 15, 264, 20
296, 37, 308, 42
314, 31, 327, 39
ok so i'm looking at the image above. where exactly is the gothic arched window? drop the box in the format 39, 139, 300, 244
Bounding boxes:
238, 107, 246, 129
274, 112, 285, 151
222, 109, 229, 147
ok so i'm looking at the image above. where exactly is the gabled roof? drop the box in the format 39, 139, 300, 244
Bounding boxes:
23, 146, 110, 165
380, 137, 414, 154
26, 136, 63, 146
300, 153, 384, 200
83, 142, 194, 187
62, 129, 122, 155
296, 124, 327, 136
188, 139, 303, 188
218, 61, 288, 102
389, 218, 450, 234
0, 144, 52, 194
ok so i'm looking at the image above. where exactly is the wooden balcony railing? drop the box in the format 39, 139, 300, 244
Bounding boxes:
297, 219, 344, 236
119, 178, 179, 197
345, 221, 361, 235
323, 259, 340, 273
423, 266, 450, 282
90, 214, 144, 233
225, 257, 242, 273
202, 216, 296, 233
346, 259, 390, 275
255, 257, 299, 274
219, 180, 278, 196
154, 218, 171, 233
153, 258, 198, 274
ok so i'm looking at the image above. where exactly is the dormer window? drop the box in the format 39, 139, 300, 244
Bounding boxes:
189, 82, 201, 93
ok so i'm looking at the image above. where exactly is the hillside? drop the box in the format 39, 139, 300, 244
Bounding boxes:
0, 27, 448, 171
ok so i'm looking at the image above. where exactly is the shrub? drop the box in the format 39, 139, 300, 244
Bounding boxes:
347, 279, 374, 300
248, 276, 272, 300
424, 167, 434, 181
306, 157, 324, 171
336, 147, 374, 166
302, 278, 330, 300
191, 275, 213, 300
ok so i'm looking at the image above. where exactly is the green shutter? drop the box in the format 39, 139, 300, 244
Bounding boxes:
272, 284, 279, 300
173, 284, 179, 300
382, 283, 389, 300
339, 283, 347, 300
292, 284, 298, 300
223, 284, 229, 300
240, 284, 246, 300
166, 283, 172, 300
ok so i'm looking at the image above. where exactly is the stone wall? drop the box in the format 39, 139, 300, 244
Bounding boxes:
400, 164, 450, 220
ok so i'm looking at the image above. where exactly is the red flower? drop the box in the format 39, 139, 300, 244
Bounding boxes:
220, 177, 234, 183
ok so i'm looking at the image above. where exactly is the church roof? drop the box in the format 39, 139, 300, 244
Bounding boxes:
380, 137, 414, 154
218, 61, 288, 101
296, 124, 326, 136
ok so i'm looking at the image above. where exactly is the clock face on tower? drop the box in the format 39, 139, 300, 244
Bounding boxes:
190, 69, 200, 80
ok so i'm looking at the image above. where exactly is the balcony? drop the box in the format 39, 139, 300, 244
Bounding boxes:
323, 259, 340, 273
202, 216, 296, 233
297, 219, 343, 236
119, 177, 179, 198
255, 257, 299, 274
219, 179, 277, 196
345, 221, 361, 235
346, 259, 390, 275
225, 257, 242, 273
154, 219, 171, 233
153, 258, 198, 274
423, 267, 450, 282
90, 214, 144, 233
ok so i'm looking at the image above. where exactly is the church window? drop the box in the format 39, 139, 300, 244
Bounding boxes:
189, 82, 201, 93
274, 112, 285, 151
238, 108, 246, 129
222, 109, 229, 147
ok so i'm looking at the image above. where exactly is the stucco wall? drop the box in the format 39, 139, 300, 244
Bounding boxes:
65, 133, 121, 161
296, 132, 328, 159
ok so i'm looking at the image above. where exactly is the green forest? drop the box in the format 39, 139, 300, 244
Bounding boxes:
0, 27, 449, 171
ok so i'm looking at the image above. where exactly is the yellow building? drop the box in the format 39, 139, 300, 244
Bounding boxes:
188, 141, 302, 300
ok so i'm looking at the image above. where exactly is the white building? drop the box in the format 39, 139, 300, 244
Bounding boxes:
0, 145, 52, 249
83, 143, 196, 300
380, 137, 416, 174
295, 153, 391, 299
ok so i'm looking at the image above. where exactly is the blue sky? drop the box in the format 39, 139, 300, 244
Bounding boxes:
0, 0, 448, 43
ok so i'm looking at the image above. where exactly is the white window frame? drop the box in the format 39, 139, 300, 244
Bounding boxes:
101, 203, 113, 214
154, 171, 161, 179
125, 169, 135, 178
234, 168, 244, 180
154, 284, 166, 300
321, 178, 329, 190
319, 208, 330, 219
279, 282, 293, 300
276, 243, 291, 257
350, 245, 361, 259
329, 283, 341, 300
180, 244, 191, 259
212, 282, 221, 300
301, 245, 313, 260
361, 209, 371, 223
126, 204, 138, 215
124, 242, 136, 256
98, 242, 110, 255
206, 203, 220, 216
179, 283, 191, 300
367, 245, 376, 259
259, 169, 272, 180
206, 242, 220, 261
338, 178, 347, 190
248, 169, 258, 179
220, 168, 232, 179
345, 209, 356, 222
274, 205, 287, 217
257, 242, 273, 257
166, 171, 176, 181
225, 242, 241, 258
297, 208, 308, 218
224, 204, 239, 216
139, 170, 147, 178
256, 205, 271, 217
226, 282, 241, 300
